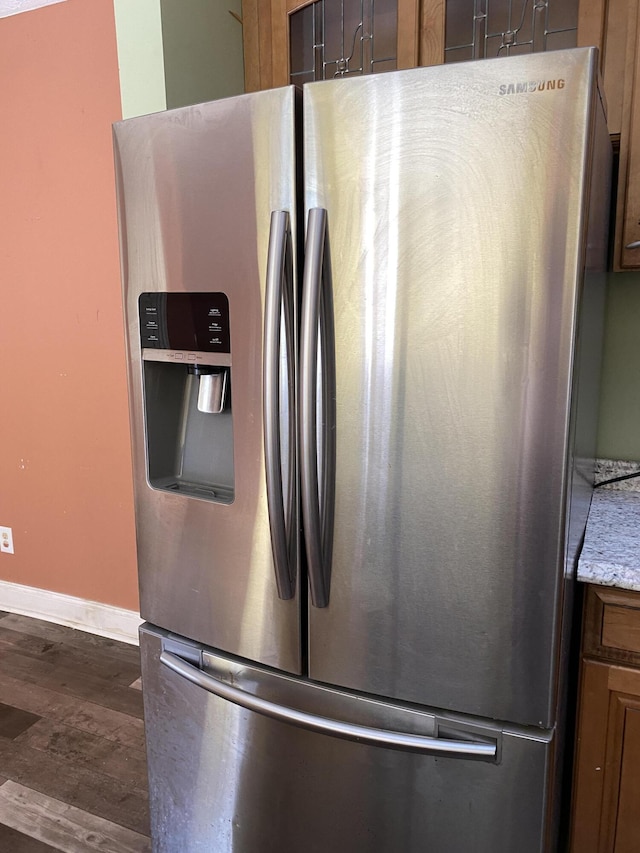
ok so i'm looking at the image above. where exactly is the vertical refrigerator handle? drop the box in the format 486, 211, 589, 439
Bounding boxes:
300, 208, 336, 608
264, 210, 296, 600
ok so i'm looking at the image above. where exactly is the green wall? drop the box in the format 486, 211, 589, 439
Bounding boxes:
160, 0, 245, 109
597, 272, 640, 462
113, 0, 166, 118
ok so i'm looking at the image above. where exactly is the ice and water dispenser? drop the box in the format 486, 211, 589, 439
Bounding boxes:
139, 292, 234, 504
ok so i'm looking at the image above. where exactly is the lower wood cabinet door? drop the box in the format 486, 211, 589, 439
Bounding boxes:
571, 659, 640, 852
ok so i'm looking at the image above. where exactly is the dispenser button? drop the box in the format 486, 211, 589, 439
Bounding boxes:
174, 353, 184, 360
187, 353, 196, 361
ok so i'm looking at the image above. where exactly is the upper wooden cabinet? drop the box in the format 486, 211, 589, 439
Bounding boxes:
578, 0, 629, 138
242, 0, 420, 91
242, 0, 581, 92
578, 0, 640, 270
614, 1, 640, 269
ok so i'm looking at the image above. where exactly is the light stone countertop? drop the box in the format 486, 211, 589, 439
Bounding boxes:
577, 460, 640, 592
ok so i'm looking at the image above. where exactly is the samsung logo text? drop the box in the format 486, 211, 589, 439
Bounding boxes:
499, 79, 565, 95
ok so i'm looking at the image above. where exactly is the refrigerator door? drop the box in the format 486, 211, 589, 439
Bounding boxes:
114, 88, 301, 673
141, 625, 554, 853
302, 49, 607, 724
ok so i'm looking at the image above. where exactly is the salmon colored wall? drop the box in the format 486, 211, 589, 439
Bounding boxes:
0, 0, 139, 609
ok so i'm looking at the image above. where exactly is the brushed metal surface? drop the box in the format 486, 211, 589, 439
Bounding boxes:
196, 370, 227, 414
114, 88, 301, 672
160, 649, 497, 757
142, 350, 232, 367
303, 49, 607, 726
300, 207, 336, 608
263, 210, 296, 600
141, 625, 552, 853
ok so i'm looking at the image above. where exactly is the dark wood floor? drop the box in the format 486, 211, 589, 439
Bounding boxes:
0, 610, 150, 852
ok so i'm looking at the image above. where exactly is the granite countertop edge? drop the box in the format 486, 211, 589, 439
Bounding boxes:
577, 460, 640, 593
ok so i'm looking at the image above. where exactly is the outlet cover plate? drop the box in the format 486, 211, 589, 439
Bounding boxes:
0, 527, 14, 555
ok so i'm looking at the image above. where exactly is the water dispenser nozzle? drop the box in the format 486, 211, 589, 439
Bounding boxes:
188, 365, 228, 414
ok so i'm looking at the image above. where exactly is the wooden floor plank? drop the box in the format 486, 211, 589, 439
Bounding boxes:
0, 614, 141, 667
0, 702, 41, 739
0, 627, 58, 659
0, 648, 144, 718
0, 623, 141, 686
0, 822, 60, 852
0, 614, 80, 642
39, 643, 140, 688
0, 673, 145, 751
15, 718, 148, 791
0, 738, 149, 835
0, 613, 150, 846
0, 780, 150, 853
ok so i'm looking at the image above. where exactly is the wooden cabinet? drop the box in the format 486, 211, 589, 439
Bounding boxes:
614, 1, 640, 269
241, 0, 582, 91
242, 0, 420, 91
578, 0, 629, 138
578, 0, 640, 269
571, 585, 640, 851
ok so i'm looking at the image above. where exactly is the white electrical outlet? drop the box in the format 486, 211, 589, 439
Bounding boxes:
0, 527, 14, 554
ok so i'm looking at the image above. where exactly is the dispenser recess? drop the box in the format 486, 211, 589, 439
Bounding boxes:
139, 292, 234, 504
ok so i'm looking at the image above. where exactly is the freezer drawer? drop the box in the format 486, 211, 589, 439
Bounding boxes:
141, 625, 555, 853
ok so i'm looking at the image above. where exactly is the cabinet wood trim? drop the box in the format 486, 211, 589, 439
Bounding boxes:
599, 692, 640, 852
270, 0, 288, 87
608, 663, 640, 694
600, 0, 633, 137
583, 585, 640, 666
570, 659, 611, 852
614, 0, 640, 269
602, 603, 640, 655
418, 0, 444, 66
615, 706, 640, 853
577, 0, 607, 65
242, 0, 263, 92
398, 0, 420, 68
243, 0, 297, 90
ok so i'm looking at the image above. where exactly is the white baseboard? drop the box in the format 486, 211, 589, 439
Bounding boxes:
0, 580, 141, 645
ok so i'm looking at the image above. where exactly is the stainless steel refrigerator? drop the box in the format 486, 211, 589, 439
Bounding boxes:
113, 48, 611, 853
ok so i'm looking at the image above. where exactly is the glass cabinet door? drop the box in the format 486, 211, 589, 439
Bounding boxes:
243, 0, 583, 91
444, 0, 579, 63
420, 0, 581, 66
277, 0, 419, 86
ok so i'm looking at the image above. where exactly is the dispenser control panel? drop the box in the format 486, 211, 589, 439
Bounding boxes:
139, 293, 230, 353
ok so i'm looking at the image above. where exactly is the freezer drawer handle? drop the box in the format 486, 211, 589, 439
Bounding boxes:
160, 650, 497, 760
300, 207, 336, 608
264, 210, 296, 600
